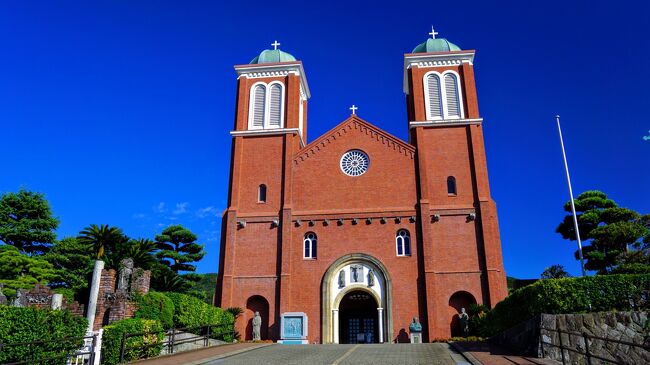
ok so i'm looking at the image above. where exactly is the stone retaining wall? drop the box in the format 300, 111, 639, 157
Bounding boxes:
491, 311, 648, 364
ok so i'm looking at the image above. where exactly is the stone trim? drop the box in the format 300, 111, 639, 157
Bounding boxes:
321, 253, 393, 344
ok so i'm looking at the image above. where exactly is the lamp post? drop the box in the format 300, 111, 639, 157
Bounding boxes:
555, 115, 586, 277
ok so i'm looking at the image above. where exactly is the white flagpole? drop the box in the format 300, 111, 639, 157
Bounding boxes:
556, 115, 586, 276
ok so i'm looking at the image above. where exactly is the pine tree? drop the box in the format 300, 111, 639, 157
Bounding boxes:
155, 225, 205, 280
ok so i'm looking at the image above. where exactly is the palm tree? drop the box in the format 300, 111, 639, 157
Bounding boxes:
77, 224, 126, 260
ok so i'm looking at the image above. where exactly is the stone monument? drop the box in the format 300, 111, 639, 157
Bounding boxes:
279, 312, 308, 344
252, 311, 262, 341
409, 317, 423, 343
458, 308, 469, 337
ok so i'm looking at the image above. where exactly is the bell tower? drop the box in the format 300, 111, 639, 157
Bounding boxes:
404, 28, 508, 338
216, 42, 310, 339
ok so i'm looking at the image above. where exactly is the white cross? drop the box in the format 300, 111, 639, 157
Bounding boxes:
271, 40, 281, 50
429, 26, 439, 39
349, 105, 358, 115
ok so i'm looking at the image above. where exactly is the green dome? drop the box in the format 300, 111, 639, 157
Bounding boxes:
250, 49, 297, 64
412, 38, 461, 53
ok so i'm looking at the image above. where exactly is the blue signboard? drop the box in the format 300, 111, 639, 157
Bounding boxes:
283, 316, 304, 338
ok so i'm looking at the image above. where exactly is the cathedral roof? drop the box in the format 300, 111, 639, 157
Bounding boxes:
294, 116, 415, 165
250, 49, 297, 64
412, 38, 461, 53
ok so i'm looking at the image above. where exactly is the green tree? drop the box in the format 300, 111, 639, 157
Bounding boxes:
43, 237, 94, 295
77, 224, 126, 260
105, 238, 157, 270
0, 245, 58, 297
556, 191, 649, 274
541, 264, 571, 279
150, 264, 192, 293
155, 225, 205, 279
0, 189, 59, 255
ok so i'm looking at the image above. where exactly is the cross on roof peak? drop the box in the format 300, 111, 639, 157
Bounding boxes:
349, 105, 358, 115
271, 40, 281, 50
429, 26, 439, 39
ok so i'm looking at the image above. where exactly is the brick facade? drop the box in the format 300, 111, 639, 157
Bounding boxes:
216, 47, 508, 343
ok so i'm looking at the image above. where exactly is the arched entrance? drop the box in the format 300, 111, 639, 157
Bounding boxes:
338, 290, 379, 344
321, 253, 393, 344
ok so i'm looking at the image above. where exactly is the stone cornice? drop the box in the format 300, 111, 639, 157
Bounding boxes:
234, 61, 311, 99
403, 50, 475, 94
409, 118, 483, 128
294, 116, 415, 165
230, 128, 305, 148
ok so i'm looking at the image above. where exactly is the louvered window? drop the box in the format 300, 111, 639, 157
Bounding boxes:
426, 74, 442, 119
252, 85, 266, 129
248, 82, 284, 130
444, 74, 461, 118
269, 84, 282, 128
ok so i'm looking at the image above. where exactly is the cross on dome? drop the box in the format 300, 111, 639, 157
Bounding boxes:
429, 26, 439, 39
271, 40, 281, 50
349, 105, 358, 115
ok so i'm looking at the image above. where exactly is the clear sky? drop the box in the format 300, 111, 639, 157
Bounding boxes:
1, 1, 648, 278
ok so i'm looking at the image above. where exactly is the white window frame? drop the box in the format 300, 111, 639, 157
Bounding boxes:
423, 70, 465, 120
303, 232, 317, 259
248, 81, 285, 130
396, 229, 411, 257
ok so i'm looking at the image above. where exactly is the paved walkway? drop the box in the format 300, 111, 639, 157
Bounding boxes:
206, 343, 462, 365
132, 343, 271, 365
134, 343, 466, 365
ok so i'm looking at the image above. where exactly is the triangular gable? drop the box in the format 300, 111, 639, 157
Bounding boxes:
294, 116, 415, 165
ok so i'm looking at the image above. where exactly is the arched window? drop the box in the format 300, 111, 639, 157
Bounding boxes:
447, 176, 457, 195
444, 74, 461, 118
268, 84, 282, 128
251, 84, 266, 129
304, 232, 317, 259
248, 82, 285, 130
396, 230, 411, 256
258, 184, 267, 203
425, 74, 443, 120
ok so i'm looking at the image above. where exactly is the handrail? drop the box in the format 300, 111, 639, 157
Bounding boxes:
539, 326, 649, 365
119, 322, 235, 362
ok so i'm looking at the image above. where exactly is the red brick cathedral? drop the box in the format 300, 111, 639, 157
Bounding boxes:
215, 32, 508, 343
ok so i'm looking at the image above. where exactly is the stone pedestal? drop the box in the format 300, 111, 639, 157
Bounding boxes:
278, 312, 308, 344
410, 332, 422, 344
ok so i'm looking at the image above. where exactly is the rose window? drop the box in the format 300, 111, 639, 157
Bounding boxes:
340, 150, 369, 176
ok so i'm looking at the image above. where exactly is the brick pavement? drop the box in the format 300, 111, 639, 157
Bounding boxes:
452, 341, 561, 365
131, 343, 271, 365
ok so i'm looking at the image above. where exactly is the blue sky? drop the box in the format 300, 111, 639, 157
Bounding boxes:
1, 1, 648, 278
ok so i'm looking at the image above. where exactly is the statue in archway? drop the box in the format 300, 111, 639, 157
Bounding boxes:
367, 268, 375, 286
338, 270, 346, 287
252, 311, 262, 341
458, 308, 469, 337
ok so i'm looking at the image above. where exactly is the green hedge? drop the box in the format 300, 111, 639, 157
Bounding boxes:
486, 274, 650, 334
135, 292, 175, 329
0, 307, 87, 365
163, 292, 235, 341
101, 318, 164, 365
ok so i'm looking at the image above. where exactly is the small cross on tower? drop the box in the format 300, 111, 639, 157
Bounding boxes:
429, 26, 439, 39
271, 40, 281, 50
349, 105, 358, 115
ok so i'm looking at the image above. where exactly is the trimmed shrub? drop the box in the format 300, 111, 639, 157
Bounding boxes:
486, 274, 650, 335
135, 291, 175, 329
0, 307, 87, 365
101, 318, 164, 365
163, 292, 235, 341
